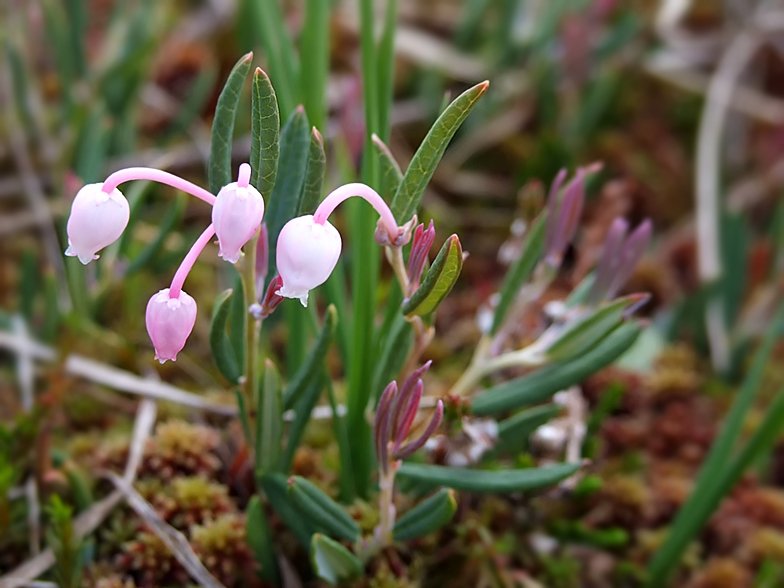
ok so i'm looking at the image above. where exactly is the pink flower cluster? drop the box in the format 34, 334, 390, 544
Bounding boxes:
64, 165, 401, 363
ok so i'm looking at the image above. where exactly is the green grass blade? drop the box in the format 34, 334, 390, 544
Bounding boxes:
491, 213, 546, 335
471, 322, 642, 416
325, 379, 355, 502
648, 304, 784, 586
250, 68, 280, 196
391, 81, 489, 224
246, 495, 280, 583
208, 52, 253, 194
281, 380, 325, 472
376, 0, 398, 141
300, 0, 330, 132
398, 462, 579, 493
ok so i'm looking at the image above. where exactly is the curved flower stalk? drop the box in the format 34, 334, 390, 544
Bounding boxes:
63, 163, 265, 362
372, 362, 444, 546
275, 182, 404, 306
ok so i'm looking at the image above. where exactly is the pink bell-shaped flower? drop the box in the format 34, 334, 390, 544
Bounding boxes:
276, 215, 342, 307
65, 183, 130, 264
145, 288, 198, 363
211, 175, 265, 264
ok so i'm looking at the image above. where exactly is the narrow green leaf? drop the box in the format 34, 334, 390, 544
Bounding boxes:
265, 106, 310, 282
546, 295, 644, 362
260, 473, 316, 548
471, 322, 642, 416
281, 379, 324, 472
325, 379, 355, 502
491, 213, 547, 334
491, 404, 562, 457
208, 52, 253, 194
250, 68, 280, 196
311, 534, 364, 585
282, 305, 337, 410
229, 271, 247, 368
393, 488, 456, 541
257, 359, 282, 473
288, 476, 361, 542
398, 462, 578, 493
371, 312, 413, 402
245, 496, 280, 583
403, 235, 463, 317
391, 81, 489, 223
209, 289, 241, 384
376, 0, 398, 140
372, 134, 403, 202
299, 127, 326, 215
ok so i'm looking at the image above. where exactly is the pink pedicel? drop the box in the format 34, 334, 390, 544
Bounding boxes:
65, 183, 130, 264
212, 163, 265, 263
145, 288, 198, 363
275, 215, 342, 307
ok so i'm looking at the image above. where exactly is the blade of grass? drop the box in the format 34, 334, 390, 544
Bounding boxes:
377, 0, 397, 141
648, 304, 784, 585
300, 0, 329, 132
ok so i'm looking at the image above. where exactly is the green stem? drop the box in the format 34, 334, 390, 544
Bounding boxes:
243, 228, 261, 413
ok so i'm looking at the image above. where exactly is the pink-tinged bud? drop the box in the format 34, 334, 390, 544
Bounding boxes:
256, 275, 284, 318
211, 181, 265, 264
145, 288, 197, 363
65, 183, 130, 264
275, 215, 342, 307
407, 220, 436, 294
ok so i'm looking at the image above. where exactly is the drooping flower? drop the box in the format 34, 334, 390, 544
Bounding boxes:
65, 183, 130, 264
275, 215, 342, 307
146, 289, 198, 363
211, 164, 265, 263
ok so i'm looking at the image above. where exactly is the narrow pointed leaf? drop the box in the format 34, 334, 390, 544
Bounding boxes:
250, 68, 280, 195
311, 534, 364, 585
391, 81, 489, 223
299, 127, 326, 215
208, 52, 253, 194
491, 213, 547, 334
397, 462, 578, 493
265, 106, 310, 282
371, 313, 413, 402
372, 134, 403, 202
229, 271, 247, 369
288, 476, 361, 542
209, 289, 241, 384
246, 495, 280, 583
393, 488, 456, 541
260, 472, 317, 548
491, 404, 562, 457
281, 379, 324, 472
545, 294, 646, 362
257, 360, 282, 473
283, 305, 337, 410
471, 322, 642, 416
403, 235, 463, 318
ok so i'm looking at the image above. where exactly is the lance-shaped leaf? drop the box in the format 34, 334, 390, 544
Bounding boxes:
298, 127, 326, 215
208, 52, 253, 194
229, 271, 246, 369
281, 379, 325, 472
490, 403, 562, 457
391, 81, 489, 224
260, 473, 317, 549
250, 68, 280, 196
246, 495, 280, 583
402, 235, 463, 318
397, 462, 579, 493
491, 213, 547, 335
256, 359, 282, 473
372, 134, 403, 202
392, 488, 456, 541
471, 322, 642, 416
282, 305, 337, 410
311, 534, 364, 585
288, 476, 361, 542
264, 106, 310, 283
545, 294, 648, 362
209, 289, 241, 384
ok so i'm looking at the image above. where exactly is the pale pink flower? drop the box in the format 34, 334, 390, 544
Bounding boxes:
65, 183, 130, 264
145, 288, 198, 363
212, 174, 265, 263
275, 215, 342, 307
